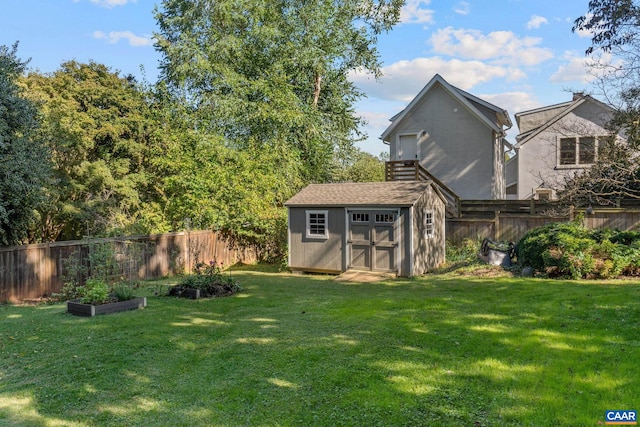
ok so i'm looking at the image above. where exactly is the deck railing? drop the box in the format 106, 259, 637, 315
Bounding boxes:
385, 160, 461, 217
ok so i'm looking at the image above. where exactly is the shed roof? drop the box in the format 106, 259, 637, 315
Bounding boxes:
284, 181, 436, 207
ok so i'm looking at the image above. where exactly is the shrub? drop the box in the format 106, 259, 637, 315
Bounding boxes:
518, 220, 640, 279
446, 238, 482, 264
79, 279, 111, 305
170, 261, 241, 297
112, 283, 136, 301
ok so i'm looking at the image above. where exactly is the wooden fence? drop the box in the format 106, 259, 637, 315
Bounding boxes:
0, 230, 257, 303
446, 200, 640, 244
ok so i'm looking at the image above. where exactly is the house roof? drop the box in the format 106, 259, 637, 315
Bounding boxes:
284, 181, 438, 207
514, 95, 616, 149
381, 74, 512, 142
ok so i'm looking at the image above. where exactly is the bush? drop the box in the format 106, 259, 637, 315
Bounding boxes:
79, 279, 111, 305
446, 238, 482, 264
112, 283, 136, 301
518, 220, 640, 279
170, 261, 241, 298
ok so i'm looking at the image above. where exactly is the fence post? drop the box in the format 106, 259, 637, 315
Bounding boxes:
494, 210, 501, 241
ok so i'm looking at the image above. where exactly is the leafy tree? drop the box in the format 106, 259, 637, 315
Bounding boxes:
332, 150, 386, 182
154, 0, 402, 184
0, 43, 51, 246
564, 2, 640, 204
21, 61, 165, 240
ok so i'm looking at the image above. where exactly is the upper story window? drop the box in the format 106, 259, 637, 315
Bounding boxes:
306, 210, 328, 239
559, 136, 598, 166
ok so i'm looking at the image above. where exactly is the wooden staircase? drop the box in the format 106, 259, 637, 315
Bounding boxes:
385, 160, 461, 217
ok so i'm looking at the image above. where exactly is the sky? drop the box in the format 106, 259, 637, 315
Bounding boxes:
1, 0, 598, 155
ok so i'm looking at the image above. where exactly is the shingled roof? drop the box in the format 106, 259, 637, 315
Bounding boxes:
284, 181, 434, 207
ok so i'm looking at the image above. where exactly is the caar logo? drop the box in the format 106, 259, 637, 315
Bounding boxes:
605, 410, 637, 425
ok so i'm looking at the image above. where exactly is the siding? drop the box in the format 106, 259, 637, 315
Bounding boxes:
389, 85, 495, 199
288, 207, 345, 272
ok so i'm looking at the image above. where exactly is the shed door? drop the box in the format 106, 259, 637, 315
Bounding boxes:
348, 210, 397, 272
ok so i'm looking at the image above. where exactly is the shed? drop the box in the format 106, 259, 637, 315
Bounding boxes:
285, 181, 446, 277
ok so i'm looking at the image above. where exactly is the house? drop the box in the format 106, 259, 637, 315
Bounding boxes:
381, 74, 513, 200
285, 181, 446, 277
506, 93, 619, 200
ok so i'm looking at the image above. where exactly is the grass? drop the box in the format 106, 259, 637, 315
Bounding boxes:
1, 264, 639, 426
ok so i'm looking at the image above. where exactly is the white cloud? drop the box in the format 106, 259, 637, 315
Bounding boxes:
454, 1, 470, 15
89, 0, 136, 7
350, 57, 526, 102
550, 51, 620, 84
527, 15, 548, 30
400, 0, 435, 25
430, 27, 554, 66
93, 30, 153, 47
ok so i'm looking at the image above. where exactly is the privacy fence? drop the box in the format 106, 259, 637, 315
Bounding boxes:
446, 199, 640, 244
0, 231, 257, 303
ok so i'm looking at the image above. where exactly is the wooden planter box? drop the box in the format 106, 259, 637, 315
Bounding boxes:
67, 297, 147, 317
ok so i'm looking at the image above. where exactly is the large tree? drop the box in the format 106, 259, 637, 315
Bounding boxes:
154, 0, 402, 184
0, 43, 50, 246
21, 61, 164, 240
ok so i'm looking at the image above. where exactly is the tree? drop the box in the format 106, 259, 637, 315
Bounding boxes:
154, 0, 402, 184
563, 2, 640, 204
21, 61, 164, 240
332, 150, 387, 182
0, 43, 51, 246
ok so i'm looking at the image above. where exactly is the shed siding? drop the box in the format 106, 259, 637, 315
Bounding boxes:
288, 207, 345, 272
412, 190, 446, 274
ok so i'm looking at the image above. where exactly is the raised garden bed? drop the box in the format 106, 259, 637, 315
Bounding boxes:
168, 284, 238, 299
67, 297, 147, 317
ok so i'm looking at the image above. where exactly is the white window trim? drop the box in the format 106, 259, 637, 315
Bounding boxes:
556, 135, 600, 169
424, 209, 434, 239
306, 210, 328, 239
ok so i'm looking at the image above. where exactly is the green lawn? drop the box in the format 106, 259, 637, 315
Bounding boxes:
1, 265, 639, 426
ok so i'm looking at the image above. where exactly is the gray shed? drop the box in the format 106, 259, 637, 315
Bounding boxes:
285, 181, 446, 277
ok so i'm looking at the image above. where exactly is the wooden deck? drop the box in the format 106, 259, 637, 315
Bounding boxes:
385, 160, 461, 217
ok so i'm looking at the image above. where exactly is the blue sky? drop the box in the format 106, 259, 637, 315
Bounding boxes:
2, 0, 598, 155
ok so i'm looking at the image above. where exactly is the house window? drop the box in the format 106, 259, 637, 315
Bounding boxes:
306, 210, 328, 239
351, 212, 369, 223
375, 213, 395, 223
425, 210, 434, 238
559, 136, 598, 166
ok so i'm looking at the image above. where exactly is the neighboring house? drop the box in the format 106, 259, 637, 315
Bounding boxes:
381, 74, 513, 200
285, 181, 446, 277
506, 93, 618, 200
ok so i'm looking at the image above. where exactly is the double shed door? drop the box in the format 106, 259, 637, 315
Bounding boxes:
348, 210, 398, 272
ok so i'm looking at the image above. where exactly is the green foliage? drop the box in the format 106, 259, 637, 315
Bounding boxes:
21, 61, 165, 241
171, 261, 241, 297
332, 150, 386, 183
78, 279, 110, 305
518, 220, 640, 279
0, 43, 51, 246
112, 283, 136, 301
446, 238, 482, 264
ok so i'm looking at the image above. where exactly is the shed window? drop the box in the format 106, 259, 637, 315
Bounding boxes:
375, 213, 395, 223
425, 210, 434, 238
351, 212, 369, 223
306, 210, 328, 239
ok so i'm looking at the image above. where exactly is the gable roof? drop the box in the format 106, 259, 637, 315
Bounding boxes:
284, 181, 440, 208
381, 74, 512, 142
514, 95, 616, 149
